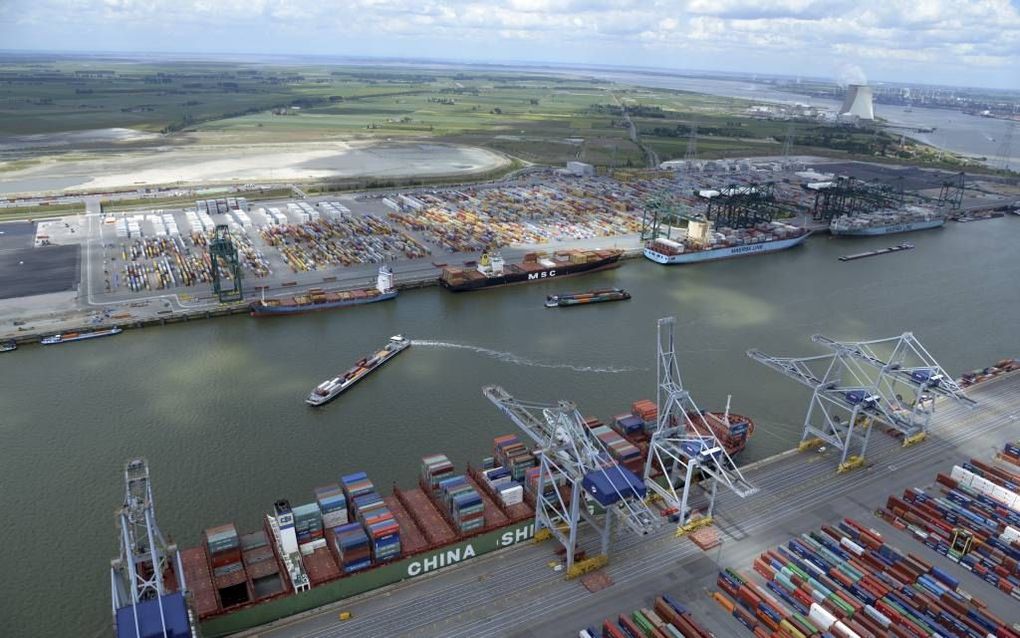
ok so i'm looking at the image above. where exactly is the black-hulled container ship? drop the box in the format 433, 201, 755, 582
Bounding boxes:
115, 397, 753, 637
250, 267, 397, 317
546, 288, 630, 308
440, 248, 623, 292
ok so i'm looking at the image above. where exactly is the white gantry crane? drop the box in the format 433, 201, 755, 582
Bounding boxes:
110, 458, 195, 638
483, 385, 659, 576
646, 317, 757, 532
748, 332, 975, 472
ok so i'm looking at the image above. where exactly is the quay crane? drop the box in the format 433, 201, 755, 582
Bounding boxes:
482, 386, 659, 576
110, 458, 196, 638
646, 317, 757, 531
748, 332, 974, 471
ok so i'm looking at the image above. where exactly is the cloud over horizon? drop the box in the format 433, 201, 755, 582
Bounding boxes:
1, 0, 1018, 88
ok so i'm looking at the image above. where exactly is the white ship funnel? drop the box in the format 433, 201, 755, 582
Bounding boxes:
273, 500, 299, 555
376, 266, 394, 293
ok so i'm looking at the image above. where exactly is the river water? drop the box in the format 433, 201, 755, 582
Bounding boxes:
1, 218, 1018, 636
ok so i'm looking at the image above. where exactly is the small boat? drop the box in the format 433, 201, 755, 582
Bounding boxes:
40, 327, 122, 345
545, 288, 631, 308
307, 335, 410, 406
0, 340, 16, 353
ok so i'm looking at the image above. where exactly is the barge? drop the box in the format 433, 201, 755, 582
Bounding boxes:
644, 219, 810, 265
0, 340, 15, 353
440, 248, 623, 292
250, 267, 396, 317
40, 326, 122, 345
113, 396, 754, 637
838, 242, 915, 262
546, 288, 631, 308
306, 335, 410, 406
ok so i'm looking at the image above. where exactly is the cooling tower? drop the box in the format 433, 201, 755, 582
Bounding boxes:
839, 84, 874, 120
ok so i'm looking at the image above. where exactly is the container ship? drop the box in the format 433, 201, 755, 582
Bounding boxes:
440, 248, 623, 292
114, 397, 754, 637
306, 335, 410, 406
545, 288, 630, 308
644, 219, 810, 265
40, 326, 122, 345
830, 205, 945, 236
250, 267, 396, 317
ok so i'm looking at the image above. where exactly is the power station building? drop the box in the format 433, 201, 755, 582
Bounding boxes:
839, 84, 875, 121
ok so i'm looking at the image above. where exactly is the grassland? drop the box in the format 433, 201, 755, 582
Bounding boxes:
0, 55, 988, 190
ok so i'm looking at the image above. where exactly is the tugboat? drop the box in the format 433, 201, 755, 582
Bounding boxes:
545, 288, 631, 308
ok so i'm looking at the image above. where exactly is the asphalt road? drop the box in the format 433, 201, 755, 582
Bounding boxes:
0, 244, 79, 299
243, 373, 1020, 638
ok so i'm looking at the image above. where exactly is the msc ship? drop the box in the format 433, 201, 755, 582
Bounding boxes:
440, 248, 623, 292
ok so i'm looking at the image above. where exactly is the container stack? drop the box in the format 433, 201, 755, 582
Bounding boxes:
438, 476, 485, 534
595, 593, 713, 638
291, 503, 324, 549
358, 502, 401, 563
480, 466, 524, 508
340, 472, 375, 504
331, 522, 372, 574
587, 420, 643, 474
421, 454, 456, 496
493, 434, 536, 481
205, 523, 250, 608
631, 399, 658, 433
314, 484, 348, 529
714, 518, 1020, 638
613, 413, 646, 436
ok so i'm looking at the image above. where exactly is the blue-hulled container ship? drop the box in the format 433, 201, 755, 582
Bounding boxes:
250, 267, 397, 317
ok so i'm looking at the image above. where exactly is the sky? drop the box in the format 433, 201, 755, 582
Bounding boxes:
1, 0, 1019, 90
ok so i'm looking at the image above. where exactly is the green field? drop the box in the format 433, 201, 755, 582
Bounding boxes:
0, 56, 986, 178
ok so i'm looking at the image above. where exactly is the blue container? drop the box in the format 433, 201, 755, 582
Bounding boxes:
581, 465, 646, 507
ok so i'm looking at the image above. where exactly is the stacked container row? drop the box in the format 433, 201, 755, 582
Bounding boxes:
437, 475, 485, 534
590, 592, 713, 638
494, 434, 536, 481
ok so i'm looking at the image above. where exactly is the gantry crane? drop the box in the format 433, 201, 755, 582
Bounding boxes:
210, 224, 243, 303
110, 458, 196, 638
646, 317, 757, 532
748, 332, 975, 471
812, 333, 975, 444
482, 386, 659, 576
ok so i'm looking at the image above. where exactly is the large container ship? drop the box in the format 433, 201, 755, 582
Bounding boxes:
830, 206, 945, 236
40, 326, 122, 345
118, 396, 754, 637
643, 219, 810, 265
250, 267, 396, 317
306, 335, 410, 406
440, 248, 623, 292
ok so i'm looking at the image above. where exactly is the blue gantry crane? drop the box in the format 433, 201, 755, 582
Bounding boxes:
483, 385, 659, 576
110, 458, 196, 638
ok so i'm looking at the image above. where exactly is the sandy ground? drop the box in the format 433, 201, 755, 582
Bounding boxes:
0, 139, 510, 195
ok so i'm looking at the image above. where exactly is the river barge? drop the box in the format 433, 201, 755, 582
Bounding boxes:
0, 340, 15, 353
545, 288, 631, 308
250, 267, 396, 317
440, 248, 623, 292
306, 335, 410, 406
41, 326, 122, 345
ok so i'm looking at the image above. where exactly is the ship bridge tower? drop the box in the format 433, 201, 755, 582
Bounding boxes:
110, 458, 195, 638
376, 265, 395, 293
483, 386, 659, 576
645, 317, 757, 531
477, 247, 505, 277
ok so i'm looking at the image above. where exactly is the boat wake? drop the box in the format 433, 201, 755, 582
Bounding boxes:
410, 340, 641, 373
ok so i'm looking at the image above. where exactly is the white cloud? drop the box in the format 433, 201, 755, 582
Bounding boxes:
0, 0, 1017, 88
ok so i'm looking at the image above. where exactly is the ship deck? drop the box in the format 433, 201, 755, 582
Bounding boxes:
383, 495, 429, 555
247, 371, 1020, 638
395, 487, 458, 546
